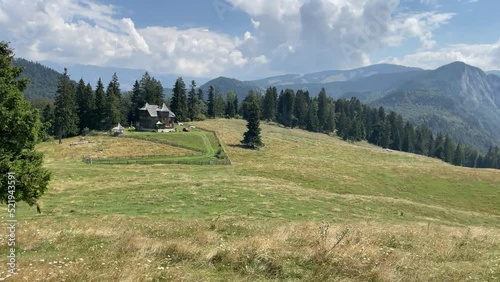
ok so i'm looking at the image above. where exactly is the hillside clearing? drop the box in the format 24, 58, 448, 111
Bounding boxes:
2, 119, 499, 281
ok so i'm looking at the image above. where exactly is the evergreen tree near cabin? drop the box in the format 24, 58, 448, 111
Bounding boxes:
76, 80, 96, 132
54, 68, 79, 143
241, 93, 263, 148
187, 80, 200, 121
171, 77, 188, 122
0, 41, 51, 210
105, 73, 122, 128
94, 78, 107, 130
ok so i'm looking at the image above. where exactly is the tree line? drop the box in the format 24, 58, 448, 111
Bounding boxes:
251, 87, 500, 170
42, 68, 499, 169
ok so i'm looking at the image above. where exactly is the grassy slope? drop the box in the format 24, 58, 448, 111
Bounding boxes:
2, 119, 500, 281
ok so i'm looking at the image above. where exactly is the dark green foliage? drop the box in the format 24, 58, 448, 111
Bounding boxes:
241, 91, 261, 120
277, 89, 295, 127
94, 78, 107, 130
452, 143, 464, 166
443, 135, 455, 163
141, 72, 164, 106
294, 90, 308, 128
306, 99, 320, 132
0, 42, 51, 206
13, 58, 60, 100
215, 92, 226, 118
317, 88, 329, 130
388, 112, 403, 151
54, 68, 79, 142
41, 104, 55, 136
225, 91, 238, 118
262, 87, 278, 122
104, 73, 123, 128
207, 85, 216, 118
171, 77, 188, 122
241, 94, 263, 148
402, 122, 415, 153
188, 80, 204, 121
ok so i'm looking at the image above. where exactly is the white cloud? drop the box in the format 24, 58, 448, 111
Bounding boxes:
251, 18, 260, 29
380, 39, 500, 70
0, 0, 267, 78
226, 0, 457, 72
2, 0, 490, 79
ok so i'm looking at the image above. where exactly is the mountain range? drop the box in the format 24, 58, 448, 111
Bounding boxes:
15, 58, 500, 152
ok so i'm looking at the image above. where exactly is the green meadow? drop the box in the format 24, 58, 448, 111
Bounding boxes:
2, 119, 499, 281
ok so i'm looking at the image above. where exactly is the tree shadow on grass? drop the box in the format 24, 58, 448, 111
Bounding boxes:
228, 144, 261, 151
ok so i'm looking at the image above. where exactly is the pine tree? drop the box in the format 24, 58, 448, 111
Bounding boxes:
278, 89, 295, 127
54, 68, 79, 143
75, 78, 86, 131
41, 104, 55, 136
187, 80, 200, 121
171, 77, 188, 121
140, 72, 164, 106
452, 143, 464, 166
294, 90, 309, 127
306, 99, 320, 132
241, 94, 263, 148
443, 135, 455, 163
215, 92, 226, 117
317, 88, 329, 130
105, 73, 122, 128
76, 79, 95, 131
402, 122, 415, 153
0, 41, 51, 208
325, 104, 336, 133
94, 78, 106, 130
388, 112, 403, 151
433, 132, 445, 161
380, 118, 391, 149
225, 91, 237, 118
207, 85, 216, 118
129, 80, 143, 125
261, 87, 278, 121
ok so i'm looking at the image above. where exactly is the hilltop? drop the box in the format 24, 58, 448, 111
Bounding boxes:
10, 119, 500, 281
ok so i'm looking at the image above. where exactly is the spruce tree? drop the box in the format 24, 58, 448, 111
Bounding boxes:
215, 92, 226, 117
262, 87, 278, 121
402, 122, 415, 153
187, 80, 199, 121
317, 88, 329, 130
207, 85, 216, 118
0, 41, 51, 208
41, 104, 55, 136
94, 78, 106, 130
452, 143, 464, 166
225, 91, 237, 118
443, 135, 455, 163
294, 90, 309, 128
105, 73, 122, 128
306, 99, 320, 132
241, 94, 263, 148
129, 80, 143, 125
171, 77, 188, 121
54, 68, 79, 143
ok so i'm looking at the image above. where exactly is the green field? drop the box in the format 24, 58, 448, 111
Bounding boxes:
2, 119, 500, 281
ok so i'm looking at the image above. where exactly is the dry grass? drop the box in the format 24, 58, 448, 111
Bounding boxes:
1, 119, 500, 281
38, 136, 194, 162
3, 217, 499, 281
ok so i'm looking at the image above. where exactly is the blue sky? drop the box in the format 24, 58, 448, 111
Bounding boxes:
1, 0, 499, 80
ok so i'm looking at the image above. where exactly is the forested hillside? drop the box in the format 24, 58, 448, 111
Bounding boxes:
13, 58, 61, 100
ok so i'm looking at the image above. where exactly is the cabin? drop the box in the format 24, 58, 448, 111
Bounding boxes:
137, 103, 176, 132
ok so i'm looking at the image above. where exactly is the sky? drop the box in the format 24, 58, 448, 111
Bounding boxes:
1, 0, 499, 80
